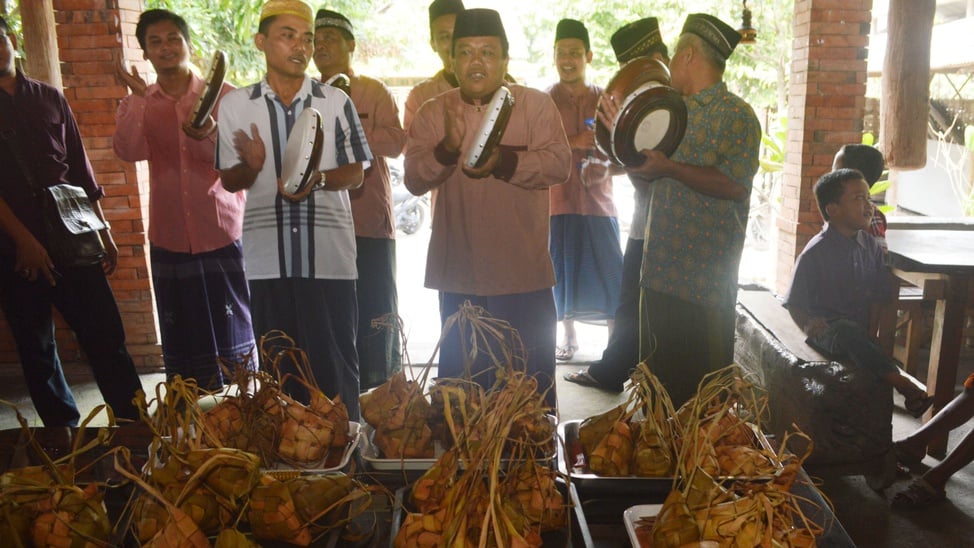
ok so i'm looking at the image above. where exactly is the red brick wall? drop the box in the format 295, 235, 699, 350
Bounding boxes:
776, 0, 873, 295
0, 1, 161, 369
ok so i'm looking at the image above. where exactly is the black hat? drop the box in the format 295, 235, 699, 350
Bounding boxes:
453, 8, 508, 53
429, 0, 464, 24
681, 13, 740, 61
315, 9, 354, 40
555, 19, 589, 51
610, 17, 665, 64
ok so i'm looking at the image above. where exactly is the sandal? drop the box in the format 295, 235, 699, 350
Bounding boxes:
555, 344, 578, 361
891, 478, 946, 509
563, 369, 602, 388
904, 394, 934, 419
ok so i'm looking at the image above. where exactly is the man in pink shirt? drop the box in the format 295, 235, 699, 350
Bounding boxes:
114, 9, 255, 390
546, 19, 623, 363
313, 9, 406, 390
405, 9, 571, 406
403, 0, 464, 133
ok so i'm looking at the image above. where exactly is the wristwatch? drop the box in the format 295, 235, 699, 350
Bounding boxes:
317, 170, 327, 188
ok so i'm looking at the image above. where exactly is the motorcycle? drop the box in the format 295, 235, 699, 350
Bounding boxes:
390, 158, 430, 236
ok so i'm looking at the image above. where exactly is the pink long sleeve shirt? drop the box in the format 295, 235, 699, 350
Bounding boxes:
404, 85, 571, 296
113, 74, 243, 254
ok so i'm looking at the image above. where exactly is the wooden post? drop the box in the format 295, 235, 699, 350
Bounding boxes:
20, 0, 62, 89
880, 0, 934, 169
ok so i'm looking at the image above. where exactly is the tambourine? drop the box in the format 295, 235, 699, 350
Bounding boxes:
278, 108, 324, 202
595, 57, 687, 166
464, 85, 514, 170
189, 50, 227, 129
323, 73, 350, 95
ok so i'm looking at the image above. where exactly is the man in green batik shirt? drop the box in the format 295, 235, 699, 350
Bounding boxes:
603, 13, 761, 407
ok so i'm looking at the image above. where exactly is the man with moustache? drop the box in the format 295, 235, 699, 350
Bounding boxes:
115, 9, 256, 390
604, 14, 761, 407
216, 0, 372, 419
545, 19, 623, 364
403, 0, 464, 132
564, 17, 670, 392
0, 15, 143, 426
404, 9, 571, 406
313, 9, 406, 390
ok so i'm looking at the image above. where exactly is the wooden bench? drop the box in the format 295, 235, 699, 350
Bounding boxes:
734, 286, 896, 488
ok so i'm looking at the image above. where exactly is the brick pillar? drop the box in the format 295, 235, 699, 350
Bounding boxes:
52, 0, 162, 369
776, 0, 872, 295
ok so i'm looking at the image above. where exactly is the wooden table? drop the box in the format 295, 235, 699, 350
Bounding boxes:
884, 228, 974, 457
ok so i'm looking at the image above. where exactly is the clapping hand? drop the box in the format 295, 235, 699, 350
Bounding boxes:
233, 124, 266, 172
115, 55, 147, 97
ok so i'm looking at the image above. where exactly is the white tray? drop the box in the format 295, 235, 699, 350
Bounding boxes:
624, 504, 662, 548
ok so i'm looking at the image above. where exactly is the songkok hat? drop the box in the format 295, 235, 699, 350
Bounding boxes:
681, 13, 741, 61
260, 0, 313, 24
610, 17, 665, 64
315, 9, 354, 40
555, 19, 589, 51
453, 8, 508, 53
429, 0, 464, 24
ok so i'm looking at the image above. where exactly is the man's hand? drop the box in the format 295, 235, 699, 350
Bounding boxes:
14, 233, 56, 286
442, 96, 466, 155
568, 129, 596, 151
233, 124, 266, 172
115, 57, 147, 97
100, 231, 119, 276
461, 146, 500, 179
628, 149, 670, 179
182, 116, 217, 141
596, 93, 619, 131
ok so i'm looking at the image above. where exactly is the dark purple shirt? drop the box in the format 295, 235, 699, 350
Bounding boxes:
0, 73, 103, 256
783, 224, 891, 329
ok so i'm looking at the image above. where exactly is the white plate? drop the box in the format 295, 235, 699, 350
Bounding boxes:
624, 504, 662, 547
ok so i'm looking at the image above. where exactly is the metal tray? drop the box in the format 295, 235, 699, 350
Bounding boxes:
362, 416, 557, 472
267, 421, 363, 475
390, 478, 593, 548
558, 420, 779, 498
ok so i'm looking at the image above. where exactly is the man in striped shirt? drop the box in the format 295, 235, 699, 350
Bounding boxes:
216, 0, 372, 419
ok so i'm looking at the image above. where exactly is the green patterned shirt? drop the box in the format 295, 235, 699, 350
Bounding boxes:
640, 81, 761, 307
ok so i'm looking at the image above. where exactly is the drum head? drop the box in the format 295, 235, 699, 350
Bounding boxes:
280, 108, 324, 199
464, 86, 515, 169
189, 50, 227, 129
613, 85, 687, 166
596, 57, 687, 166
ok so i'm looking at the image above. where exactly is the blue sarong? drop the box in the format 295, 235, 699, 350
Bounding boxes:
151, 240, 256, 390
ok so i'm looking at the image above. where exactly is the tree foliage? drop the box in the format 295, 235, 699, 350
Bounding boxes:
5, 0, 793, 118
137, 0, 792, 118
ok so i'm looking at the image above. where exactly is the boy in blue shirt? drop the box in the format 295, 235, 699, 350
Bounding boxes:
783, 168, 932, 417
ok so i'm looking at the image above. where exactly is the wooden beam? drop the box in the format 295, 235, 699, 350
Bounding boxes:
20, 0, 61, 89
880, 0, 935, 169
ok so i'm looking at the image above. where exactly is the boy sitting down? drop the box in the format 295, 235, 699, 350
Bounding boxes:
783, 168, 932, 417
